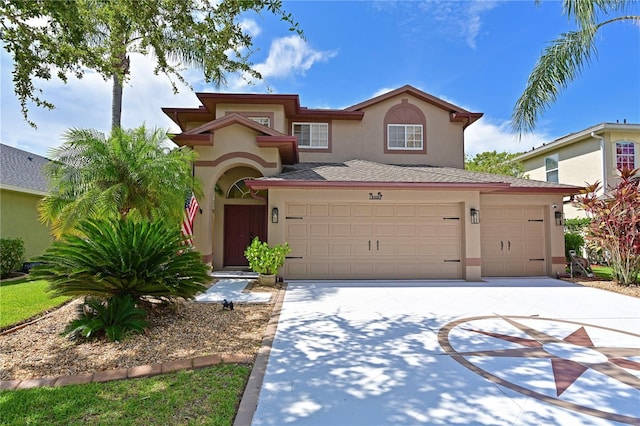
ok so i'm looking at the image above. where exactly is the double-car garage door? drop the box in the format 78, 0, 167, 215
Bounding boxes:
283, 202, 462, 280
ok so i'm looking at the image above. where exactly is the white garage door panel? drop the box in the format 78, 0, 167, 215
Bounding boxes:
284, 202, 462, 280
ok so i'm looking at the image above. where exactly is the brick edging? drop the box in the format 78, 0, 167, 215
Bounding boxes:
0, 352, 254, 391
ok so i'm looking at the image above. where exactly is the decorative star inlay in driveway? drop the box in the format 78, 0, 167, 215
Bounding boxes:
439, 315, 640, 424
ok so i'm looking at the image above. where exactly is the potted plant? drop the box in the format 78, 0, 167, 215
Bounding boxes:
244, 237, 291, 285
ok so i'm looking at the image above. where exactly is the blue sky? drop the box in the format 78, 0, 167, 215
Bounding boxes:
1, 0, 639, 158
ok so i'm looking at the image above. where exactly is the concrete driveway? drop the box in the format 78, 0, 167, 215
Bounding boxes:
240, 278, 640, 426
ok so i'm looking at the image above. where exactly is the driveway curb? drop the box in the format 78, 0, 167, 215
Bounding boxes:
234, 283, 288, 426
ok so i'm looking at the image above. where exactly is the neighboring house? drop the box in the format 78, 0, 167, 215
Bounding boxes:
163, 85, 579, 280
0, 144, 52, 261
515, 122, 640, 219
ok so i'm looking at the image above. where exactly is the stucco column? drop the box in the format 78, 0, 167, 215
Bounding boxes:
464, 193, 482, 281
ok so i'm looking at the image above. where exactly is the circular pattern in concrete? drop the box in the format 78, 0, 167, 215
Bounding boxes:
439, 315, 640, 424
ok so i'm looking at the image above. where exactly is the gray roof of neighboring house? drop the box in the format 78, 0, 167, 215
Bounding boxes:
515, 122, 640, 161
250, 160, 580, 193
0, 144, 50, 193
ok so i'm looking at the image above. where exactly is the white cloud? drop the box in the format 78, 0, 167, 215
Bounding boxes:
465, 118, 552, 156
1, 51, 198, 157
415, 0, 498, 49
239, 18, 261, 38
226, 36, 337, 91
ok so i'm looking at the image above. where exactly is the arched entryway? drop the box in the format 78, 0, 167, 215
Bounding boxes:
223, 178, 268, 266
211, 166, 268, 269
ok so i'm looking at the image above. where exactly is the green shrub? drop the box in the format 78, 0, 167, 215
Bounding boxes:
565, 232, 585, 260
564, 217, 590, 233
0, 238, 25, 278
244, 237, 291, 275
64, 294, 147, 341
31, 217, 210, 302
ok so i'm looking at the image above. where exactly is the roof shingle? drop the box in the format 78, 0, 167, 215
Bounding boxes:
250, 160, 581, 193
0, 144, 50, 193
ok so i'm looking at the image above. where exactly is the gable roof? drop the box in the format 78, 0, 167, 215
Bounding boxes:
173, 113, 299, 165
246, 160, 580, 194
516, 122, 640, 161
0, 144, 50, 195
346, 85, 483, 129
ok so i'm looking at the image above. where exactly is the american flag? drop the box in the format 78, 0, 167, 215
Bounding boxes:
181, 192, 199, 245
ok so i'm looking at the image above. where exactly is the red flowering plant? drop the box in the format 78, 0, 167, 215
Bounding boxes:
575, 167, 640, 285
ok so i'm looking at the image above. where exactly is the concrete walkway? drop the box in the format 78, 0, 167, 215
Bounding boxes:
239, 278, 640, 426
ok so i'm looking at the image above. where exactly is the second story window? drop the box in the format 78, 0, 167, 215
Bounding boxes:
616, 141, 636, 170
293, 123, 328, 148
248, 117, 271, 127
545, 154, 559, 183
387, 124, 423, 150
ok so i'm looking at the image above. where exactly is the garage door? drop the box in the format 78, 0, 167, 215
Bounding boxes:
481, 206, 546, 276
283, 202, 462, 279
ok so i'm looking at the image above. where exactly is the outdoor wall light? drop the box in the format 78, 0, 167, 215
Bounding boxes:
271, 207, 279, 224
470, 208, 480, 224
555, 211, 563, 226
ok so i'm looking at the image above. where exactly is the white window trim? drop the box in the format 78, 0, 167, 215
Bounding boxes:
387, 124, 423, 150
613, 141, 638, 171
293, 122, 329, 149
248, 116, 270, 127
545, 154, 559, 183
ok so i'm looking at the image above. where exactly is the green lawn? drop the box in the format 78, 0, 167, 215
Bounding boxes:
591, 265, 613, 280
0, 278, 71, 328
0, 364, 250, 426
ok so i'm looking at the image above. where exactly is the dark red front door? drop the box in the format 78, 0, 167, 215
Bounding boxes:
224, 205, 267, 266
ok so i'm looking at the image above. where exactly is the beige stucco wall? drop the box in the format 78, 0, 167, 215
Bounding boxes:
297, 94, 465, 167
480, 193, 566, 277
0, 189, 52, 261
190, 124, 282, 265
216, 103, 286, 133
522, 137, 601, 188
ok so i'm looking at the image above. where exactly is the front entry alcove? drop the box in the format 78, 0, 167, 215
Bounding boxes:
212, 167, 267, 270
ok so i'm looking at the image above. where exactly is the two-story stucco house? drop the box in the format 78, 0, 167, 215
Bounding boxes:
515, 122, 640, 219
163, 85, 579, 281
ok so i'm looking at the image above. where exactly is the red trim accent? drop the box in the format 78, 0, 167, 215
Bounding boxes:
196, 152, 278, 168
552, 256, 567, 264
173, 134, 211, 145
245, 180, 510, 191
256, 135, 299, 165
202, 253, 213, 264
184, 113, 286, 137
347, 85, 483, 128
466, 258, 482, 267
495, 187, 582, 195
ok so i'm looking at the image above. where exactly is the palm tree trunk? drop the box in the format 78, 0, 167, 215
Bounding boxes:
111, 74, 123, 130
111, 54, 129, 130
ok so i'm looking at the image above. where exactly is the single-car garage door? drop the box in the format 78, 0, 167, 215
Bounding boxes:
481, 206, 546, 276
283, 202, 462, 279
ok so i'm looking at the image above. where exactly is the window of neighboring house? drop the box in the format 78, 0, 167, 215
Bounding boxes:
293, 123, 328, 148
545, 154, 559, 183
615, 141, 637, 170
248, 117, 270, 127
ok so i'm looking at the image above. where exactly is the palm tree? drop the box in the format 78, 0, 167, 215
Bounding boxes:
40, 125, 199, 237
512, 0, 639, 135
